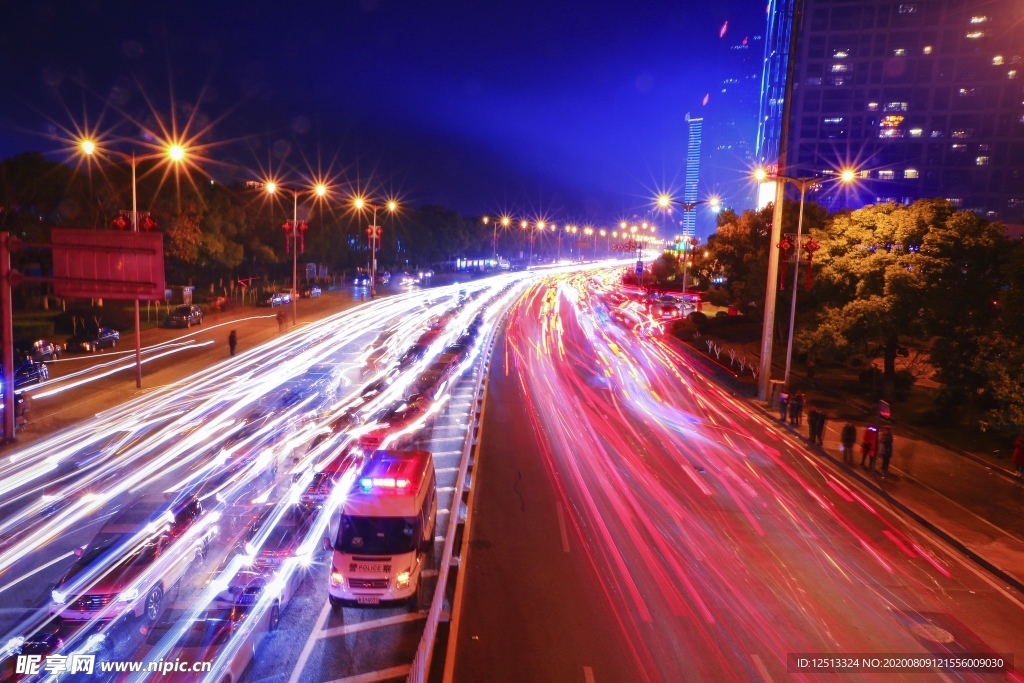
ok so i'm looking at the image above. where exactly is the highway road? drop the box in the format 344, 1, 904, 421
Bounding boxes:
451, 270, 1024, 682
0, 274, 528, 683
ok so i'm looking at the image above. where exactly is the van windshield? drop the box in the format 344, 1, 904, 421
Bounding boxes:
336, 515, 418, 555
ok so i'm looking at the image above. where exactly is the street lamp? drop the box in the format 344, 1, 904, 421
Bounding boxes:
657, 195, 720, 296
266, 181, 326, 324
483, 215, 511, 261
353, 196, 398, 296
754, 167, 855, 388
80, 138, 187, 389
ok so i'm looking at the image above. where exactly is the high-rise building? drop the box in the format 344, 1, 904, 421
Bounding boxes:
684, 115, 704, 237
758, 0, 1024, 223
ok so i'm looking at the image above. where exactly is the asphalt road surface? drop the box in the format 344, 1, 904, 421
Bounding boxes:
452, 269, 1024, 682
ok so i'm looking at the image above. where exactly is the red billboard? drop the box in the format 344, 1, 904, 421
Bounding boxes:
51, 229, 165, 300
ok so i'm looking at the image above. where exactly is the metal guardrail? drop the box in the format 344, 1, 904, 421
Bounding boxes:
407, 317, 501, 682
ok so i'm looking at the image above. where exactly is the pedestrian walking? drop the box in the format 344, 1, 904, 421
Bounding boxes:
861, 426, 878, 470
806, 406, 818, 442
1012, 435, 1024, 477
816, 409, 827, 446
228, 330, 237, 357
778, 390, 789, 422
841, 422, 856, 464
880, 427, 894, 474
276, 310, 286, 331
790, 391, 804, 427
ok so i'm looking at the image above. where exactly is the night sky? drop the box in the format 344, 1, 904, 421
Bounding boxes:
0, 0, 763, 222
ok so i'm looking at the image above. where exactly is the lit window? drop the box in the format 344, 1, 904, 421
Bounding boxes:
946, 198, 963, 207
899, 4, 917, 13
923, 46, 933, 54
970, 15, 988, 23
879, 170, 895, 179
893, 48, 906, 56
904, 169, 919, 179
858, 170, 871, 178
952, 129, 973, 138
879, 129, 905, 138
976, 156, 990, 165
966, 31, 985, 39
909, 128, 923, 137
979, 143, 990, 151
806, 77, 823, 85
832, 63, 849, 72
830, 76, 847, 86
993, 55, 1005, 65
867, 102, 879, 111
931, 130, 943, 138
880, 115, 905, 128
1009, 70, 1018, 79
958, 87, 976, 96
951, 143, 967, 151
834, 50, 849, 59
823, 117, 844, 125
884, 102, 908, 111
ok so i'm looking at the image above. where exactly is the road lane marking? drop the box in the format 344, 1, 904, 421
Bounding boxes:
325, 665, 411, 683
584, 666, 595, 683
321, 612, 425, 639
750, 654, 773, 682
0, 550, 75, 593
557, 504, 570, 553
287, 600, 332, 683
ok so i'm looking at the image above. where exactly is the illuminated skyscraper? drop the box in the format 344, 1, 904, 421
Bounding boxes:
684, 115, 703, 237
759, 0, 1024, 223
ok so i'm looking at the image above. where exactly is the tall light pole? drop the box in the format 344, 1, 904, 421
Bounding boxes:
483, 215, 510, 261
756, 168, 855, 387
658, 194, 720, 297
354, 197, 398, 297
80, 139, 187, 389
266, 181, 326, 324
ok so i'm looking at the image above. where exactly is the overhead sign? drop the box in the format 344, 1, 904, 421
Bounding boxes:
51, 228, 165, 300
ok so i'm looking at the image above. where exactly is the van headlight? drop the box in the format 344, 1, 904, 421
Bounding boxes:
330, 571, 344, 587
51, 590, 67, 605
118, 588, 139, 602
395, 571, 411, 589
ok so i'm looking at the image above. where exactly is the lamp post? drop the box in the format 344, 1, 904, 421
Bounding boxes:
266, 181, 325, 324
483, 215, 510, 261
754, 168, 855, 389
80, 140, 187, 389
584, 227, 595, 259
657, 194, 720, 297
354, 197, 398, 297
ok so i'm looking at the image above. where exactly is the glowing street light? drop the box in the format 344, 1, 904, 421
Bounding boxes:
352, 196, 398, 297
79, 137, 187, 389
266, 180, 329, 323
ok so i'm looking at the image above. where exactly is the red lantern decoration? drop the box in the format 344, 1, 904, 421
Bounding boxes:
298, 221, 308, 254
802, 236, 820, 290
141, 215, 158, 231
777, 235, 794, 289
282, 221, 293, 253
112, 215, 128, 230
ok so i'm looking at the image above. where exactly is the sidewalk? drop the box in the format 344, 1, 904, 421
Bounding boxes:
761, 401, 1024, 593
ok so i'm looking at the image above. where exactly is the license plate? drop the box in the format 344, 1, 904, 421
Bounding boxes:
356, 596, 380, 605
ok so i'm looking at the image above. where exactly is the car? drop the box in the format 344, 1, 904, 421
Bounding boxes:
239, 504, 315, 568
352, 274, 371, 287
375, 271, 391, 285
49, 493, 213, 624
65, 327, 120, 353
279, 291, 292, 304
0, 631, 64, 682
12, 360, 49, 388
164, 304, 204, 328
15, 338, 61, 362
257, 292, 284, 307
301, 284, 322, 298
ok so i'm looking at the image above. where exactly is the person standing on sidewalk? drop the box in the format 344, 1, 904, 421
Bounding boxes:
228, 330, 237, 357
277, 310, 286, 332
779, 390, 789, 423
880, 427, 894, 474
841, 423, 856, 464
1013, 435, 1024, 477
790, 392, 804, 427
861, 426, 878, 470
814, 409, 828, 446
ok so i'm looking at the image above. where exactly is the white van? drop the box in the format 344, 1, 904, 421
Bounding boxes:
327, 450, 437, 607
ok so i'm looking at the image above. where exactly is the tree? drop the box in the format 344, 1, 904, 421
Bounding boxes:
974, 240, 1024, 432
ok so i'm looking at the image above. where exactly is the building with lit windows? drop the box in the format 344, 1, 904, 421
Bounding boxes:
757, 0, 1024, 223
683, 115, 703, 237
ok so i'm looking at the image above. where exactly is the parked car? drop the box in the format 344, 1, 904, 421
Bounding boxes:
15, 339, 61, 362
65, 327, 120, 353
13, 361, 48, 388
352, 274, 371, 287
257, 292, 284, 307
164, 304, 204, 328
301, 284, 322, 298
279, 291, 292, 304
375, 271, 391, 285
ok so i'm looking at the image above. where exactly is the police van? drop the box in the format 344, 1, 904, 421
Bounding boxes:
327, 450, 437, 607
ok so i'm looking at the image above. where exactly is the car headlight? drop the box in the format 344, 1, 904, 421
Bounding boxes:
51, 590, 67, 605
330, 571, 344, 587
118, 588, 139, 602
395, 571, 411, 589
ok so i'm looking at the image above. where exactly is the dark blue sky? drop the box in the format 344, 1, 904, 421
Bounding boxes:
1, 0, 763, 223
